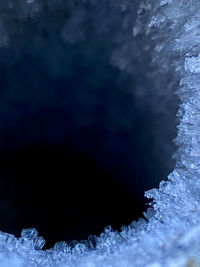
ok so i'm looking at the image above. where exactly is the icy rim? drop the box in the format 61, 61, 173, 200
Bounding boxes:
0, 0, 200, 266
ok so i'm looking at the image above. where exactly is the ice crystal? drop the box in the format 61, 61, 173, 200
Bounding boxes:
185, 56, 200, 74
0, 0, 199, 266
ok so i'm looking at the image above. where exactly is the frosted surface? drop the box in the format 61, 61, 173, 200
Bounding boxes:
0, 0, 200, 266
185, 56, 200, 74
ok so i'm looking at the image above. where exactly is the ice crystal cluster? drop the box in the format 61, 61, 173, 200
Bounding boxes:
0, 0, 200, 266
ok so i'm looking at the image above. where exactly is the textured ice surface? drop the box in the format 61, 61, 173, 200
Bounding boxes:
185, 56, 200, 74
0, 0, 200, 266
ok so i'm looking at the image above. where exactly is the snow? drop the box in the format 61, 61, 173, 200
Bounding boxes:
0, 0, 200, 266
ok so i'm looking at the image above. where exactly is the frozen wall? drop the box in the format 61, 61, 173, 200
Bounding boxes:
0, 0, 200, 266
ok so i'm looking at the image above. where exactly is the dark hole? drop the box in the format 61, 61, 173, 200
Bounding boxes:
0, 2, 178, 249
0, 145, 145, 248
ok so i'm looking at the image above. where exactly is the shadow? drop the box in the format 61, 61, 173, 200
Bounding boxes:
0, 145, 145, 248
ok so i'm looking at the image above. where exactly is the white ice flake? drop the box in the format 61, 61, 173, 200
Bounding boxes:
185, 56, 200, 73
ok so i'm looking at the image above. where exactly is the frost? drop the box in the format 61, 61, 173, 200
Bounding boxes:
185, 56, 200, 73
0, 0, 200, 266
160, 0, 169, 6
26, 0, 34, 4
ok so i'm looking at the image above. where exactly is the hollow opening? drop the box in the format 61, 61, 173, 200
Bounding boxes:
0, 2, 178, 248
0, 146, 145, 248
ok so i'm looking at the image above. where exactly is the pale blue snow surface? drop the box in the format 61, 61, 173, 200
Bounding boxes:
0, 0, 200, 266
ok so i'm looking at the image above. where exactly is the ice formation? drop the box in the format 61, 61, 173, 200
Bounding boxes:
0, 0, 200, 266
